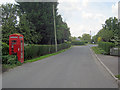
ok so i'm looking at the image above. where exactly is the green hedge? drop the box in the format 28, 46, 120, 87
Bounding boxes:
1, 42, 17, 65
71, 41, 85, 45
98, 42, 115, 54
24, 43, 71, 60
2, 42, 9, 55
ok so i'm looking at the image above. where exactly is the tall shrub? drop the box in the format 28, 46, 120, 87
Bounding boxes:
98, 42, 114, 54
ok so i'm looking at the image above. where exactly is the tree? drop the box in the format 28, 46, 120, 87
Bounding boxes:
97, 37, 102, 42
2, 2, 71, 45
56, 15, 71, 44
1, 3, 40, 44
17, 2, 58, 44
17, 14, 40, 44
17, 2, 71, 44
92, 35, 98, 43
96, 17, 119, 45
70, 36, 77, 41
81, 34, 91, 42
1, 4, 18, 44
78, 36, 82, 40
97, 29, 114, 42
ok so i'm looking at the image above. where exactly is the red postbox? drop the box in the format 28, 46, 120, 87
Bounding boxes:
9, 34, 24, 63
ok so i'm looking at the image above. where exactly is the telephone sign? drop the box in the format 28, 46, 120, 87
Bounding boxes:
9, 34, 24, 63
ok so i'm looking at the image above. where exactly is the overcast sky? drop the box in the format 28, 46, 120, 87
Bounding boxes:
0, 0, 119, 37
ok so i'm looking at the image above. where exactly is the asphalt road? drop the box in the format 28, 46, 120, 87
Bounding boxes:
2, 46, 118, 88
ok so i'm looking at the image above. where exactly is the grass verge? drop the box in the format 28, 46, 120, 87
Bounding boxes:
91, 46, 106, 54
2, 46, 72, 72
115, 75, 120, 80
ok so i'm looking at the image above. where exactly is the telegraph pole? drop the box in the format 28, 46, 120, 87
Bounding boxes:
53, 4, 57, 52
118, 1, 120, 21
90, 30, 92, 39
90, 31, 91, 36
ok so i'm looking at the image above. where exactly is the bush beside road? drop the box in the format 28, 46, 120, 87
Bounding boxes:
98, 42, 115, 55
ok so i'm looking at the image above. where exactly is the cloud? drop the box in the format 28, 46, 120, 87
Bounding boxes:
69, 24, 84, 37
0, 0, 16, 4
57, 1, 110, 37
112, 2, 118, 17
58, 2, 82, 12
82, 0, 89, 7
67, 12, 106, 37
59, 0, 81, 3
57, 2, 82, 22
68, 20, 103, 37
82, 11, 106, 24
82, 11, 93, 19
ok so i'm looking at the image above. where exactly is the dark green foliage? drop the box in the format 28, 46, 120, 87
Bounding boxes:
24, 43, 71, 60
98, 42, 115, 54
16, 2, 71, 44
2, 42, 9, 55
2, 55, 17, 64
96, 17, 119, 44
81, 34, 91, 43
2, 2, 71, 45
2, 42, 18, 65
56, 15, 71, 44
1, 4, 18, 44
17, 14, 39, 44
17, 2, 53, 44
92, 35, 98, 43
71, 41, 85, 45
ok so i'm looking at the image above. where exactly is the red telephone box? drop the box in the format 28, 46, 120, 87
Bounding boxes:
9, 34, 24, 63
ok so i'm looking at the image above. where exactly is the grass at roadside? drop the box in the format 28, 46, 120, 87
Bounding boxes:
115, 75, 120, 80
91, 46, 106, 54
2, 46, 72, 72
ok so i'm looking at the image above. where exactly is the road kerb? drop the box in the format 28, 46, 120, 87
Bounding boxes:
88, 46, 119, 86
